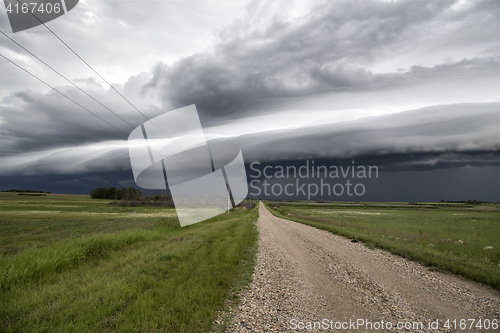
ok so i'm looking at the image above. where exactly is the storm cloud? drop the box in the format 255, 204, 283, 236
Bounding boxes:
0, 0, 498, 200
144, 0, 499, 120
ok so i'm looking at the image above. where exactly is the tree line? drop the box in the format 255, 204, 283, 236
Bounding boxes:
89, 187, 142, 200
89, 187, 174, 207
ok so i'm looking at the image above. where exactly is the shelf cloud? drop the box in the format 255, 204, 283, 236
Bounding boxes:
0, 0, 498, 200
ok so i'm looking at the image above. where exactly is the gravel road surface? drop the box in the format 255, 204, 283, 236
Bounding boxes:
226, 202, 500, 332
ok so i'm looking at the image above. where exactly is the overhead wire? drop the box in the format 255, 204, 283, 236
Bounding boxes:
1, 31, 136, 130
1, 53, 130, 137
0, 31, 189, 167
0, 52, 182, 167
14, 0, 205, 167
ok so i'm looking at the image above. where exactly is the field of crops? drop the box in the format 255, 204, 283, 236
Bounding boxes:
0, 192, 258, 332
266, 201, 500, 289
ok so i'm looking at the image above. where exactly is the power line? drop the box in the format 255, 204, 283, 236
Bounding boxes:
0, 52, 183, 168
0, 31, 136, 130
15, 0, 204, 167
0, 31, 189, 165
0, 52, 131, 137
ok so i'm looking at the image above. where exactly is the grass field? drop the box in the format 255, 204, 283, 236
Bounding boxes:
0, 192, 258, 332
265, 201, 500, 290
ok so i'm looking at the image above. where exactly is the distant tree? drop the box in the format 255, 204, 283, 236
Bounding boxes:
90, 187, 143, 200
465, 199, 481, 205
116, 187, 142, 201
90, 187, 116, 199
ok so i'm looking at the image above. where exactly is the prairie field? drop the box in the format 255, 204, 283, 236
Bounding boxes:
0, 192, 258, 332
265, 201, 500, 290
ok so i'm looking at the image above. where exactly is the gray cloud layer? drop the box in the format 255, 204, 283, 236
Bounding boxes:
2, 102, 497, 177
1, 88, 132, 155
233, 102, 499, 169
144, 0, 499, 120
0, 0, 498, 199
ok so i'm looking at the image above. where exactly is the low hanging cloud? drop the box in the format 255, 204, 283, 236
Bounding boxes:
230, 102, 500, 170
0, 141, 130, 176
0, 0, 498, 199
2, 0, 498, 159
2, 102, 498, 177
0, 74, 158, 156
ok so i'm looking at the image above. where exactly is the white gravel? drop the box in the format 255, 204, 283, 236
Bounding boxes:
225, 203, 500, 332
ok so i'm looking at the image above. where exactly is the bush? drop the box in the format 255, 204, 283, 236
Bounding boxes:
90, 187, 142, 200
465, 199, 481, 205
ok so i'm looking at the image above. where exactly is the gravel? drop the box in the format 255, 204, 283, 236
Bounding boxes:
225, 203, 500, 332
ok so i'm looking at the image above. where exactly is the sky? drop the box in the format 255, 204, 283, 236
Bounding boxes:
0, 0, 499, 201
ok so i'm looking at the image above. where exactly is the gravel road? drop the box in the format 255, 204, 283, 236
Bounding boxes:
226, 202, 500, 332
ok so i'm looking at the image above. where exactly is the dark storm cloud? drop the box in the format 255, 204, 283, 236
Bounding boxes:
0, 0, 498, 202
231, 102, 500, 169
0, 169, 136, 195
2, 0, 497, 158
1, 101, 497, 177
244, 163, 499, 202
0, 86, 147, 155
144, 0, 499, 120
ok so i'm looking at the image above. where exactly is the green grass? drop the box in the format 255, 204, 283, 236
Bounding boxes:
265, 201, 500, 290
0, 193, 175, 255
0, 193, 258, 332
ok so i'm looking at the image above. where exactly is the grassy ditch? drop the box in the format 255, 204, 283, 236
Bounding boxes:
0, 193, 258, 332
